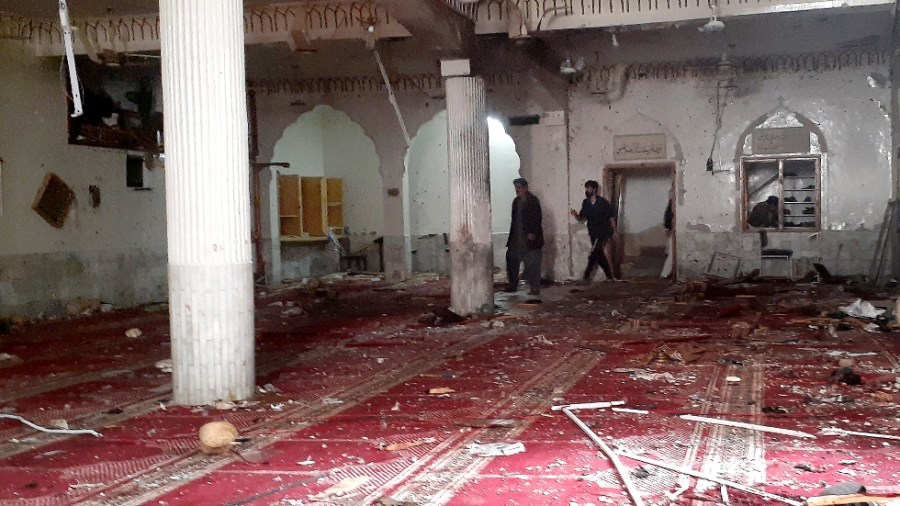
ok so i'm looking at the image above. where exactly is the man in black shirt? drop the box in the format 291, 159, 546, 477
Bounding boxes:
570, 180, 616, 284
506, 178, 544, 295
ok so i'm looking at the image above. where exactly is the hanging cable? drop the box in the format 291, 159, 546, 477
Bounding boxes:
373, 48, 411, 147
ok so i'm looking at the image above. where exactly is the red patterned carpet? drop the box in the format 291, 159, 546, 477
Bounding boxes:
0, 277, 898, 505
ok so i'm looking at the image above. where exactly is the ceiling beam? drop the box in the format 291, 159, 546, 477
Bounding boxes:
383, 0, 475, 58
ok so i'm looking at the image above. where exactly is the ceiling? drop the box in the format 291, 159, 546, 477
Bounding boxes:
0, 0, 277, 18
2, 0, 892, 82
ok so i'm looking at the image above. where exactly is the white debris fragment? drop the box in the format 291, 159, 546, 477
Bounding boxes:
125, 328, 143, 338
155, 359, 173, 373
838, 299, 885, 319
725, 376, 741, 383
530, 335, 554, 345
467, 441, 526, 457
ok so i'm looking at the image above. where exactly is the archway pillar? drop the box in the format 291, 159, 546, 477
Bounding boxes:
446, 74, 493, 315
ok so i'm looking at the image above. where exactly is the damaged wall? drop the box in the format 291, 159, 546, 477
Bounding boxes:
569, 60, 892, 279
0, 41, 167, 317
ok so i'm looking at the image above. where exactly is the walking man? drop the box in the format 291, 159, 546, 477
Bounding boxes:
506, 178, 544, 295
570, 180, 616, 284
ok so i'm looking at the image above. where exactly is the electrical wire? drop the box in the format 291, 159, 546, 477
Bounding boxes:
373, 48, 411, 147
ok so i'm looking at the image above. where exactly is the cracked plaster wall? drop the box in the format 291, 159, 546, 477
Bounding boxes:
0, 41, 167, 317
569, 63, 891, 278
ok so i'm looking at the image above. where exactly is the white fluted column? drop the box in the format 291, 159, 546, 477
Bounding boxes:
446, 76, 493, 315
160, 0, 254, 405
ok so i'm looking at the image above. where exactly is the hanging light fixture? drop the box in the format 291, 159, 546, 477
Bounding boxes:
699, 0, 725, 32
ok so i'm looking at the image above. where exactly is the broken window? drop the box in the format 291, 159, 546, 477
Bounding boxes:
742, 157, 820, 231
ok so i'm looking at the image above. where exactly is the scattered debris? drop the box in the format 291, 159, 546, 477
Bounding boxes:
838, 299, 885, 319
375, 497, 418, 506
155, 359, 173, 373
820, 427, 900, 441
613, 369, 678, 384
829, 367, 864, 386
310, 476, 370, 500
794, 463, 827, 473
528, 335, 554, 346
454, 418, 517, 428
563, 408, 646, 506
65, 298, 101, 317
0, 353, 22, 364
124, 328, 143, 338
281, 307, 305, 317
428, 387, 455, 395
198, 421, 238, 455
466, 441, 525, 457
258, 383, 282, 394
612, 407, 650, 415
381, 438, 436, 451
618, 451, 802, 506
0, 414, 101, 437
551, 400, 625, 411
725, 376, 741, 383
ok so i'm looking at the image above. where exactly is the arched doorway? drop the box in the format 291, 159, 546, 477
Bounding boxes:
265, 105, 383, 281
404, 111, 521, 273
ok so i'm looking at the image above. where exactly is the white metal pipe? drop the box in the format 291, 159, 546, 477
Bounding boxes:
552, 400, 625, 411
681, 414, 816, 439
562, 408, 645, 506
820, 427, 900, 440
617, 451, 803, 506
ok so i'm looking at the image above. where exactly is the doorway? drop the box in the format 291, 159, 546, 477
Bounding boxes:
604, 164, 676, 279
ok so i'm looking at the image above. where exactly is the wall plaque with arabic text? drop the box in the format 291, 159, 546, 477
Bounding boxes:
613, 134, 667, 160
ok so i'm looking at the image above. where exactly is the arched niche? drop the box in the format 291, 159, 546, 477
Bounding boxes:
734, 106, 827, 160
404, 110, 521, 237
272, 105, 384, 245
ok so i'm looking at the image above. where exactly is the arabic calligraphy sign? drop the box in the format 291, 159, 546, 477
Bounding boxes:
752, 127, 810, 155
613, 134, 667, 160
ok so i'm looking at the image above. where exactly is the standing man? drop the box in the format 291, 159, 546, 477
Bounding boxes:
506, 178, 544, 295
570, 180, 616, 284
748, 196, 779, 228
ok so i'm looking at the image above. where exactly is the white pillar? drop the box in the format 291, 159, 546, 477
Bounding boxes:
160, 0, 255, 405
446, 76, 493, 315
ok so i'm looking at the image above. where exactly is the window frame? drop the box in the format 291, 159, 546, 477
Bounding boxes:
740, 155, 821, 232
